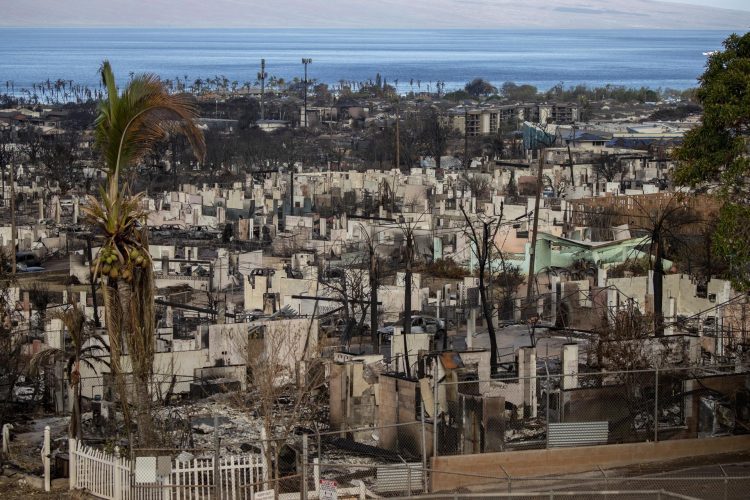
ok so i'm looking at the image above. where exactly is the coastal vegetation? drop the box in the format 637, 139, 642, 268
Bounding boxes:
675, 31, 750, 290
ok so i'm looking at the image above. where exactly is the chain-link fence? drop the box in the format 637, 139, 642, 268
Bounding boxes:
387, 493, 700, 499
433, 363, 748, 456
418, 463, 750, 500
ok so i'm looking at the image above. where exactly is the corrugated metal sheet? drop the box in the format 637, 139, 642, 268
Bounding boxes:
548, 421, 609, 448
376, 463, 422, 492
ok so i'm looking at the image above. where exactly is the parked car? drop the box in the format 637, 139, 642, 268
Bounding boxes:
16, 262, 45, 273
16, 251, 42, 268
321, 316, 369, 339
378, 315, 446, 343
190, 225, 221, 240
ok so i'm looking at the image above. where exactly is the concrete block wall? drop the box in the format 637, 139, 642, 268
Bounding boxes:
431, 435, 750, 492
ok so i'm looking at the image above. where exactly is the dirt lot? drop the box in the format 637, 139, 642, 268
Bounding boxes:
0, 477, 77, 499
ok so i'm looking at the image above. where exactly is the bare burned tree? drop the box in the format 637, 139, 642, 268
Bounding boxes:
460, 202, 505, 373
418, 107, 452, 170
240, 319, 326, 492
358, 223, 384, 349
318, 257, 372, 349
395, 212, 428, 377
459, 172, 491, 201
628, 194, 702, 336
594, 152, 627, 183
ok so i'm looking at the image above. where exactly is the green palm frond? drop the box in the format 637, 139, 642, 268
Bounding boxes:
96, 60, 205, 191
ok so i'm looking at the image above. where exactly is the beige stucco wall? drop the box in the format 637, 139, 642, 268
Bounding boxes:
431, 435, 750, 492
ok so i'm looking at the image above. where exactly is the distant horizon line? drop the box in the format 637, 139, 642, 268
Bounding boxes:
0, 26, 744, 32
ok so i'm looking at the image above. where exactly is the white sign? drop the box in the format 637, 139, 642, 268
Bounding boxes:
254, 490, 275, 500
134, 456, 156, 483
320, 479, 338, 500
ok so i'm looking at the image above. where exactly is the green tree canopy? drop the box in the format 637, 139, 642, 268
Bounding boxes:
465, 78, 497, 97
675, 32, 750, 289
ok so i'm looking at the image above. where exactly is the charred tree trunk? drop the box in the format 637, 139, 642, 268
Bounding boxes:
403, 231, 413, 377
370, 253, 379, 351
653, 237, 664, 337
478, 270, 498, 373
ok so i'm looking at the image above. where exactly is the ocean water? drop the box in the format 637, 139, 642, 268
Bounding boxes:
0, 28, 735, 94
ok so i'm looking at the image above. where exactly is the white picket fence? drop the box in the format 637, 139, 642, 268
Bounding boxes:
69, 439, 266, 500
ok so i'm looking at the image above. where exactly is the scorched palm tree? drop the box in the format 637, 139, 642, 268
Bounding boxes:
31, 302, 109, 439
83, 60, 204, 446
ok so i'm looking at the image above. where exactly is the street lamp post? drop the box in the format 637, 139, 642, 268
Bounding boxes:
302, 58, 312, 128
258, 59, 267, 121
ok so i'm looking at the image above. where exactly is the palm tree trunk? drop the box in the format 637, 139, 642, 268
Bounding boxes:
121, 265, 157, 447
69, 380, 81, 440
653, 238, 664, 337
102, 282, 133, 444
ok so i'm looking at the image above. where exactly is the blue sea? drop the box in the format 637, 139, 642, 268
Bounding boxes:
0, 28, 735, 94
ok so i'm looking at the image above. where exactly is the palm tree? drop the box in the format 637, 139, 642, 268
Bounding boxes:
83, 60, 204, 446
31, 302, 109, 439
628, 194, 700, 336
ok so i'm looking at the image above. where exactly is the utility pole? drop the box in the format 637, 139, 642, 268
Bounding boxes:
171, 137, 179, 192
525, 148, 545, 315
258, 59, 267, 121
565, 123, 577, 185
302, 58, 312, 128
395, 99, 400, 170
289, 165, 295, 216
9, 162, 16, 274
464, 107, 469, 170
403, 224, 413, 378
369, 245, 380, 351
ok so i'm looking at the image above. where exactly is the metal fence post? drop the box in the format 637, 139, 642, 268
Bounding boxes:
420, 401, 428, 492
313, 458, 320, 496
407, 464, 412, 497
543, 362, 550, 449
433, 371, 439, 459
720, 464, 729, 500
654, 368, 659, 443
214, 414, 221, 498
302, 434, 308, 500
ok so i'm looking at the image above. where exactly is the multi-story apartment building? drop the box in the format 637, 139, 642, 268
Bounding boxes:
446, 102, 579, 136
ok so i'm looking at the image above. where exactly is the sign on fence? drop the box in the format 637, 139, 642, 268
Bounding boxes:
254, 490, 275, 500
134, 456, 157, 483
320, 479, 338, 500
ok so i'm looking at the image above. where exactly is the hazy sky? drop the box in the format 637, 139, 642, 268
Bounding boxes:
660, 0, 750, 10
3, 0, 750, 28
